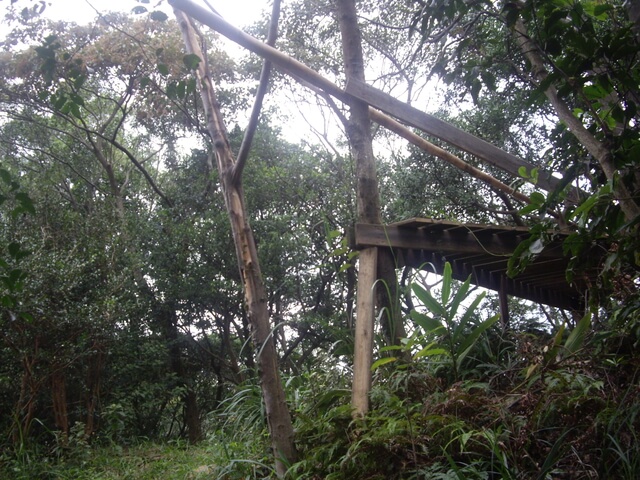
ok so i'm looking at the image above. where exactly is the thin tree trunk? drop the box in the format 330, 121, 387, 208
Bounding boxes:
13, 350, 39, 445
51, 367, 69, 439
84, 341, 105, 438
335, 0, 406, 417
173, 10, 296, 476
513, 18, 640, 223
184, 389, 202, 443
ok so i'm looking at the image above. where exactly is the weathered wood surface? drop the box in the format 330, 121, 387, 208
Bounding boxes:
351, 247, 378, 417
353, 221, 593, 311
173, 9, 296, 476
168, 0, 576, 202
346, 78, 567, 196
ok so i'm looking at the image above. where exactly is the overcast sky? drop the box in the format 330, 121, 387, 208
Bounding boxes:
38, 0, 267, 29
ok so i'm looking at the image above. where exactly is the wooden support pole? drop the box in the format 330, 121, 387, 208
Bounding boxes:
347, 78, 575, 199
499, 276, 510, 330
167, 0, 571, 203
352, 247, 378, 417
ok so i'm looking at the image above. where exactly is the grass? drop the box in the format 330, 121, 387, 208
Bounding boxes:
79, 442, 217, 479
1, 439, 265, 480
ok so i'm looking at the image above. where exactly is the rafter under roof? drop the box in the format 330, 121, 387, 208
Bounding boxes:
354, 218, 602, 311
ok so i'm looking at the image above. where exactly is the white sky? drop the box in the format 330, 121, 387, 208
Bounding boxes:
41, 0, 267, 29
30, 0, 335, 145
2, 0, 412, 152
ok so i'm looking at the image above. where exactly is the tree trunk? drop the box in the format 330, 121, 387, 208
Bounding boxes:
512, 17, 640, 223
335, 0, 406, 417
84, 340, 105, 438
184, 389, 203, 443
51, 367, 69, 439
13, 349, 40, 445
173, 10, 296, 476
161, 302, 203, 443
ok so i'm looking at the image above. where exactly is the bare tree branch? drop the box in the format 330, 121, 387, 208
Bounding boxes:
513, 17, 640, 223
231, 0, 282, 186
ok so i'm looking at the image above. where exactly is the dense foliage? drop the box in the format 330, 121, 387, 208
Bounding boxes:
0, 0, 638, 478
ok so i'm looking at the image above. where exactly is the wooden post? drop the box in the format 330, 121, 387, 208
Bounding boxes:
173, 10, 296, 476
499, 276, 510, 331
352, 247, 378, 417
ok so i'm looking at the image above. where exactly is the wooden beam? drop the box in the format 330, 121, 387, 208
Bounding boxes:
367, 109, 537, 207
355, 222, 587, 310
347, 79, 570, 197
169, 0, 350, 102
354, 223, 565, 260
352, 247, 378, 417
395, 249, 582, 310
168, 0, 547, 209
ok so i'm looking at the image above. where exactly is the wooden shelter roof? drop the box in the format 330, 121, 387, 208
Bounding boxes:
354, 218, 601, 311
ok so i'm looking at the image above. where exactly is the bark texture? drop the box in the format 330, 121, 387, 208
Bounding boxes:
513, 18, 640, 223
335, 0, 407, 417
173, 10, 296, 476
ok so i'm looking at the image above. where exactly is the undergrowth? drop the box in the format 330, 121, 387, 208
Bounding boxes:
2, 266, 639, 479
288, 343, 640, 479
1, 336, 638, 479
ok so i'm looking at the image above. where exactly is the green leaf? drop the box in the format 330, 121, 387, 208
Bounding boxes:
186, 77, 197, 94
73, 74, 86, 89
563, 312, 591, 357
54, 94, 67, 110
592, 3, 613, 18
518, 165, 528, 178
150, 10, 168, 22
412, 283, 446, 317
562, 232, 585, 256
530, 168, 539, 184
379, 344, 404, 352
8, 242, 21, 257
449, 276, 472, 319
371, 357, 397, 371
166, 81, 177, 99
410, 311, 445, 334
183, 53, 201, 70
583, 84, 607, 100
0, 169, 11, 185
176, 80, 186, 99
441, 262, 452, 305
338, 263, 352, 273
568, 194, 598, 222
453, 291, 486, 345
530, 191, 546, 205
69, 93, 84, 107
1, 294, 15, 308
519, 203, 540, 215
414, 346, 449, 359
508, 237, 534, 276
456, 313, 499, 369
347, 251, 359, 260
70, 102, 82, 119
157, 63, 170, 75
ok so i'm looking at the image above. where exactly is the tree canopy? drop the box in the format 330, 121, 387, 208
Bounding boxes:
0, 0, 638, 478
